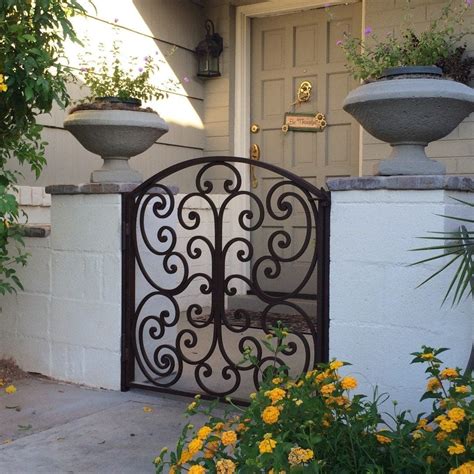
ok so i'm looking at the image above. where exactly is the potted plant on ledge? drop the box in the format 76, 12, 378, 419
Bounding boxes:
64, 37, 171, 183
340, 0, 474, 176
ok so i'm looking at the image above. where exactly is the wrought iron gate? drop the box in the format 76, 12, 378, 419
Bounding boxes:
122, 156, 330, 400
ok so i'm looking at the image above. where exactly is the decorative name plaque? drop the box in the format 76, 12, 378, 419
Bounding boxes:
282, 112, 327, 133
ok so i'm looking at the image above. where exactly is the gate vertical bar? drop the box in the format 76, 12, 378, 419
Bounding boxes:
316, 193, 330, 364
121, 192, 136, 391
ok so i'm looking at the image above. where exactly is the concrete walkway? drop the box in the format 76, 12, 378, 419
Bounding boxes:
0, 377, 209, 473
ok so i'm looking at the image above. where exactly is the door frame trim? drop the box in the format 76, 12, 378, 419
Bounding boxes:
233, 0, 364, 173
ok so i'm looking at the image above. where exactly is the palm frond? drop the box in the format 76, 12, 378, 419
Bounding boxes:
412, 199, 474, 306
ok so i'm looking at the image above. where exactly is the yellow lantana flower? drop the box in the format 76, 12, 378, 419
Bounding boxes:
447, 441, 466, 455
259, 435, 277, 454
221, 430, 237, 446
376, 434, 392, 444
455, 385, 470, 394
426, 378, 441, 392
288, 447, 314, 465
330, 360, 344, 370
5, 385, 16, 394
188, 438, 203, 456
450, 461, 474, 474
203, 441, 219, 459
179, 449, 192, 464
320, 383, 336, 396
436, 431, 448, 441
272, 377, 282, 385
265, 388, 286, 404
262, 406, 280, 424
197, 426, 212, 440
216, 458, 236, 474
448, 407, 466, 423
341, 376, 358, 390
440, 368, 459, 379
439, 418, 458, 433
188, 466, 206, 474
315, 371, 330, 383
417, 418, 432, 431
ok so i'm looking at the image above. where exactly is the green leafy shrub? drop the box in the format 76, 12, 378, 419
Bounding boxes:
155, 330, 473, 473
338, 0, 473, 82
0, 0, 87, 293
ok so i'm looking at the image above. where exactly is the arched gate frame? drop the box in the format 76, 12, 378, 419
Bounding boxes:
121, 156, 330, 401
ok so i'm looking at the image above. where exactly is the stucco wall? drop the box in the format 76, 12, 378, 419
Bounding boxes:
362, 0, 474, 176
14, 0, 206, 187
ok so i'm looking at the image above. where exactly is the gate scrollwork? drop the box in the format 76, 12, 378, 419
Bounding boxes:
123, 156, 330, 399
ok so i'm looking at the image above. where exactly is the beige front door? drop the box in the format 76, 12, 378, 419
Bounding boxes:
250, 4, 361, 294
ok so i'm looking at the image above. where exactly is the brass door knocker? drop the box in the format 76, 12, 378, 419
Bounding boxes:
291, 80, 313, 107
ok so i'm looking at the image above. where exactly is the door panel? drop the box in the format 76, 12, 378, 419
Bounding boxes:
250, 4, 361, 294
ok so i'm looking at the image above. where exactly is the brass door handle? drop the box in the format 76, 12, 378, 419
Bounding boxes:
250, 143, 260, 189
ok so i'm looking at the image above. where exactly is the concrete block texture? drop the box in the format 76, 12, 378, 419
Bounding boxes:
330, 187, 473, 412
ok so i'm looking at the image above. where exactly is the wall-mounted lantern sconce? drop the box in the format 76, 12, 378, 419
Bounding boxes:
195, 19, 223, 78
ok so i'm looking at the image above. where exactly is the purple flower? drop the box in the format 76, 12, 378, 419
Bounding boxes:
336, 39, 343, 46
80, 67, 87, 72
114, 18, 119, 23
183, 76, 190, 83
364, 26, 373, 36
466, 0, 472, 6
138, 67, 144, 73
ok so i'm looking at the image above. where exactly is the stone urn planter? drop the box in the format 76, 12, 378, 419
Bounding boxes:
342, 66, 474, 175
64, 98, 169, 183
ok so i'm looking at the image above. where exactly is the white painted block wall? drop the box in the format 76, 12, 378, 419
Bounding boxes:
330, 189, 473, 412
0, 194, 123, 389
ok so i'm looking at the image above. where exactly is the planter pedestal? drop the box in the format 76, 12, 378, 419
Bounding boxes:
90, 157, 143, 184
378, 144, 446, 175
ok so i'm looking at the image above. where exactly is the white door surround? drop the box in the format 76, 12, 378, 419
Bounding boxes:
233, 0, 365, 175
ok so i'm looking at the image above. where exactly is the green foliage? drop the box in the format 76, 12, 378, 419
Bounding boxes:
338, 0, 473, 82
0, 0, 87, 293
77, 27, 178, 103
411, 198, 474, 306
155, 332, 474, 473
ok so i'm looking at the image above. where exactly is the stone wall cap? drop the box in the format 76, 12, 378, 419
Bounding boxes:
327, 175, 474, 192
46, 183, 179, 195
